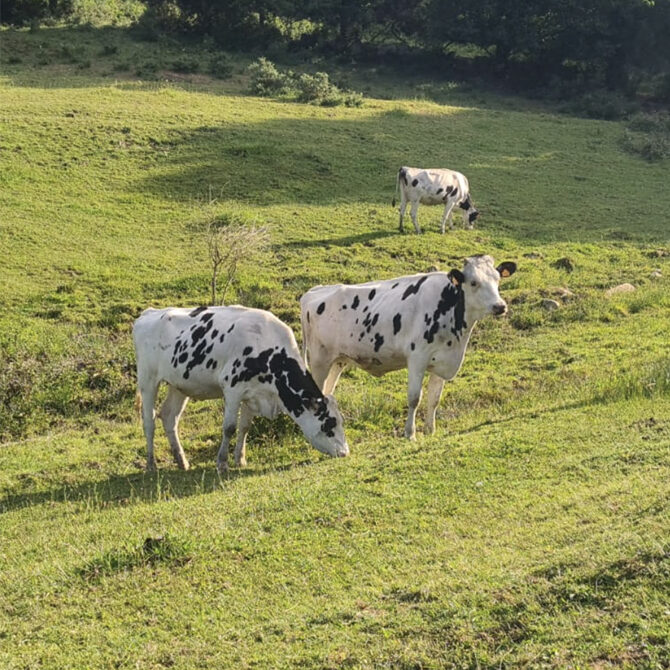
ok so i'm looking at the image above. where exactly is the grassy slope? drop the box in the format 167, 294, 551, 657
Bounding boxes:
0, 27, 669, 669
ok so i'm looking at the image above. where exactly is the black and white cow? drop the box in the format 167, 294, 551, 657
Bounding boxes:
300, 255, 516, 439
133, 305, 349, 473
392, 166, 479, 234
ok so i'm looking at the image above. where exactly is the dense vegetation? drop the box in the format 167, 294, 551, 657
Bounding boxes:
4, 0, 670, 101
1, 25, 669, 669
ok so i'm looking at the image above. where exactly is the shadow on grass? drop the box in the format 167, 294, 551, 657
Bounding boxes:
0, 458, 311, 515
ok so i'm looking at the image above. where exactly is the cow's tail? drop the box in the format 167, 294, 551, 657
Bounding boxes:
392, 168, 401, 208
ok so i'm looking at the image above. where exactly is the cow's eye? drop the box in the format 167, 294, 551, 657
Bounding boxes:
470, 281, 478, 287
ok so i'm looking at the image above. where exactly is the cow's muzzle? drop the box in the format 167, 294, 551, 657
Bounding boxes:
492, 303, 507, 316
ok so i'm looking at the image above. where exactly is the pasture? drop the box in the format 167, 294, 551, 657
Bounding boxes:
1, 26, 669, 669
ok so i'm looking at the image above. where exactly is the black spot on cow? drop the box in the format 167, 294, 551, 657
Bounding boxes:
212, 329, 219, 338
399, 168, 408, 186
206, 359, 213, 369
373, 334, 384, 352
447, 341, 452, 346
411, 178, 419, 187
219, 333, 225, 343
306, 311, 310, 323
179, 352, 188, 364
424, 313, 431, 324
368, 289, 376, 300
243, 346, 252, 356
469, 210, 479, 223
451, 187, 458, 199
363, 305, 369, 313
227, 324, 235, 333
189, 306, 207, 318
268, 349, 336, 436
316, 302, 326, 315
402, 275, 429, 300
191, 319, 214, 347
423, 282, 463, 344
183, 338, 210, 379
392, 283, 399, 289
411, 342, 416, 351
200, 312, 214, 323
230, 348, 273, 388
371, 313, 379, 327
341, 305, 347, 310
393, 313, 402, 335
351, 295, 360, 310
459, 197, 471, 210
355, 318, 359, 324
436, 187, 444, 195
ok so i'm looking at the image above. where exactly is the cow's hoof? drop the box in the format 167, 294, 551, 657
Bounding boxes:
424, 425, 435, 435
217, 462, 229, 476
178, 460, 190, 471
146, 460, 157, 472
235, 458, 247, 468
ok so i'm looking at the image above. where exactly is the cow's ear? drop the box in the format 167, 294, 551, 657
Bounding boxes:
448, 269, 465, 287
496, 262, 517, 278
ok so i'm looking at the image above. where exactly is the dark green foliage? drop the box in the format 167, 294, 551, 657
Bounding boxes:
623, 112, 670, 161
208, 52, 233, 79
1, 0, 73, 25
170, 54, 200, 73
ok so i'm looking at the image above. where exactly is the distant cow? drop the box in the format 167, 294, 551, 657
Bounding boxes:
301, 255, 516, 439
392, 166, 479, 234
133, 305, 349, 473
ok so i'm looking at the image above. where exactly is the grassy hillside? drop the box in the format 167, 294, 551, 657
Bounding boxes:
1, 27, 669, 669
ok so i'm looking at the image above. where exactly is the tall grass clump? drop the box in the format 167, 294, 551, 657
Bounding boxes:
593, 358, 670, 403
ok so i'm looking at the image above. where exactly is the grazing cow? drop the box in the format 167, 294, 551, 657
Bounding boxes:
392, 166, 479, 234
133, 305, 349, 473
301, 255, 516, 439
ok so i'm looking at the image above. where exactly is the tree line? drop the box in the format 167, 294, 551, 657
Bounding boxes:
4, 0, 670, 98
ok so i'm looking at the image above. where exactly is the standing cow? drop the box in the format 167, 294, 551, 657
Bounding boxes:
392, 166, 479, 234
300, 255, 516, 439
133, 305, 349, 473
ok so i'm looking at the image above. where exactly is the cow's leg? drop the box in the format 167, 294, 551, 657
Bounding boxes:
410, 201, 421, 234
217, 397, 241, 474
310, 356, 334, 392
398, 194, 407, 232
234, 403, 254, 467
404, 363, 425, 440
323, 359, 347, 395
424, 374, 445, 435
138, 377, 160, 471
159, 386, 190, 470
441, 202, 456, 233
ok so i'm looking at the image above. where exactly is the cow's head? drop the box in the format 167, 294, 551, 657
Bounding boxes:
449, 255, 516, 320
459, 196, 479, 229
305, 394, 349, 459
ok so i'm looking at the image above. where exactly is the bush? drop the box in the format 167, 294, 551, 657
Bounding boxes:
296, 71, 333, 102
170, 55, 199, 73
136, 60, 160, 78
622, 112, 670, 161
561, 90, 638, 121
247, 57, 291, 97
208, 53, 233, 79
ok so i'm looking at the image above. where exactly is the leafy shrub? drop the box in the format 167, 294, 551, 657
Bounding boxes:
247, 57, 291, 97
296, 71, 333, 102
561, 90, 638, 121
622, 112, 670, 161
136, 60, 160, 78
247, 59, 364, 107
208, 53, 233, 79
1, 0, 73, 25
170, 55, 199, 73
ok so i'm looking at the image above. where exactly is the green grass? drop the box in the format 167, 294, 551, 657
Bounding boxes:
1, 26, 669, 669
